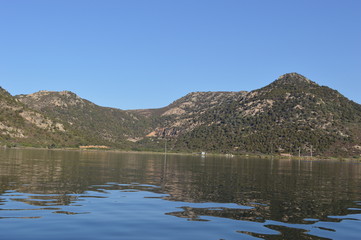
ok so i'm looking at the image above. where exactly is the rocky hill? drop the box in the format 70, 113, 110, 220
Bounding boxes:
0, 87, 76, 147
161, 73, 361, 156
137, 91, 247, 138
3, 72, 361, 157
16, 90, 155, 147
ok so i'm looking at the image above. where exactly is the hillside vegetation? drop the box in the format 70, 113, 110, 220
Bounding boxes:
169, 73, 361, 157
1, 73, 360, 157
0, 87, 80, 147
16, 91, 155, 148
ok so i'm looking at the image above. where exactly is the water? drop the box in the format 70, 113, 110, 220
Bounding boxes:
0, 149, 360, 240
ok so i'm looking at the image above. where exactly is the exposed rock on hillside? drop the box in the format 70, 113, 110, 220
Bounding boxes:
0, 87, 68, 146
3, 73, 361, 157
16, 90, 155, 146
18, 90, 87, 109
143, 91, 247, 138
151, 73, 361, 156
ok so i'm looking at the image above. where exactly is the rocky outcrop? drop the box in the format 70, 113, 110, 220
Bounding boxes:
0, 86, 68, 144
2, 73, 361, 156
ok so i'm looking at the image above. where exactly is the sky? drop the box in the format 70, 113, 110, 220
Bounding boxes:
1, 0, 360, 109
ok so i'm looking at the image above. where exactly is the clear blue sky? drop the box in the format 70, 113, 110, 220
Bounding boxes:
1, 0, 360, 109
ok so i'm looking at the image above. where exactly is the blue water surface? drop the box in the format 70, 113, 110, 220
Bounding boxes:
0, 149, 360, 240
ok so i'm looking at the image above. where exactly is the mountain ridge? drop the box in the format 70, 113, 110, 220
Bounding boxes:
2, 72, 361, 157
139, 73, 361, 156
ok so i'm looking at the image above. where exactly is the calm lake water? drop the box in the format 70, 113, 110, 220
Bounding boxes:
0, 149, 360, 240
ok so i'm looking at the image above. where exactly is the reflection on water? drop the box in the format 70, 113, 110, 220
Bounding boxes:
0, 149, 360, 240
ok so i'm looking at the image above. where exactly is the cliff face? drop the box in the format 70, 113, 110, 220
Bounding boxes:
5, 73, 361, 156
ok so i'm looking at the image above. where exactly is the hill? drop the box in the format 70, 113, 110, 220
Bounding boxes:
3, 73, 361, 157
159, 73, 361, 156
137, 91, 246, 137
16, 90, 155, 148
0, 87, 78, 147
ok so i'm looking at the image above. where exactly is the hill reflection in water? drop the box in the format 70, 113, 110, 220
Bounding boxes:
0, 149, 360, 240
